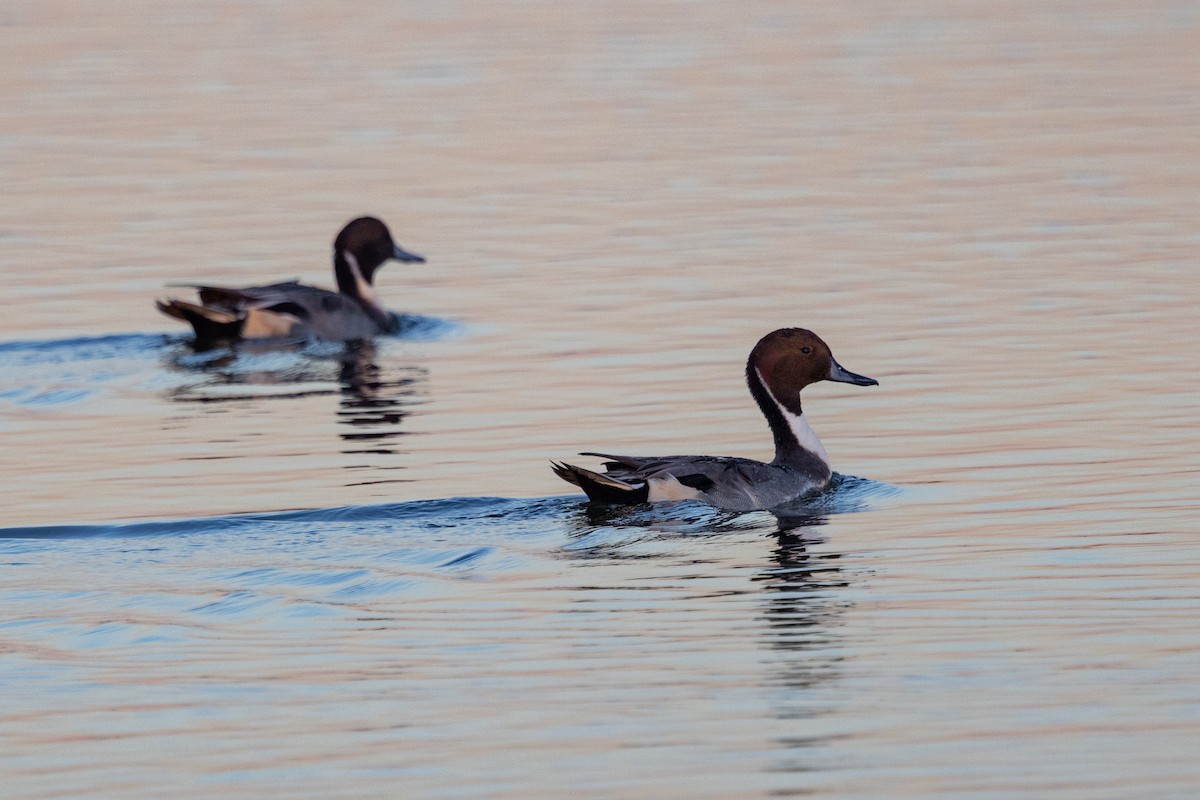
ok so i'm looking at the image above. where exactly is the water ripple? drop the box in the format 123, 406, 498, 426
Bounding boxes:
0, 480, 895, 543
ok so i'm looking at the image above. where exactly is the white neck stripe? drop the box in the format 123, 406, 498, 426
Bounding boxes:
755, 368, 829, 466
342, 250, 385, 312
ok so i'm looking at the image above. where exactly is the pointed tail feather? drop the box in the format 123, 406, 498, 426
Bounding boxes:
579, 451, 647, 470
550, 461, 650, 504
550, 461, 582, 487
155, 299, 187, 321
156, 299, 244, 341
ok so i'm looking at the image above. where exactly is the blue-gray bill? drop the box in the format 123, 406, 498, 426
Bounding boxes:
828, 359, 877, 386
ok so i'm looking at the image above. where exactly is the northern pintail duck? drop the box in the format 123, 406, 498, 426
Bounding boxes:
157, 217, 425, 342
552, 328, 878, 511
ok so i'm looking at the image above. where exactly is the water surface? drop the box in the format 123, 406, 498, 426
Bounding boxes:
1, 2, 1198, 798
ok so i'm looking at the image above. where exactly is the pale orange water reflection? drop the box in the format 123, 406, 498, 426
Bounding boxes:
1, 2, 1198, 798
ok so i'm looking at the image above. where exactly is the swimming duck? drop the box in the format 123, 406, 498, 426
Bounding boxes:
157, 217, 425, 343
552, 328, 877, 511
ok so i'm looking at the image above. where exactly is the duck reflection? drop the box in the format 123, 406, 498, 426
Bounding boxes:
334, 343, 425, 456
562, 501, 849, 786
755, 521, 849, 689
562, 501, 849, 680
163, 337, 426, 465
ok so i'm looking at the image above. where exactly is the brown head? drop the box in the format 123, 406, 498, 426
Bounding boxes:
334, 217, 426, 286
748, 328, 877, 417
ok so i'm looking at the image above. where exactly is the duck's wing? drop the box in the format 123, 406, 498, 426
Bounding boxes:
558, 452, 796, 510
161, 282, 384, 341
224, 284, 386, 339
581, 451, 737, 490
159, 282, 319, 341
172, 281, 319, 313
157, 295, 310, 341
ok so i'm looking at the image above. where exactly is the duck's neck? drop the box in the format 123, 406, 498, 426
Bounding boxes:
747, 364, 830, 471
334, 250, 392, 330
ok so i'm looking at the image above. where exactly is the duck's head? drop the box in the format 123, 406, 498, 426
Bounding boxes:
749, 328, 877, 413
334, 217, 426, 284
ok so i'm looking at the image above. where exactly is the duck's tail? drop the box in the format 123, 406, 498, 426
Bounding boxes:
550, 461, 650, 504
156, 299, 245, 342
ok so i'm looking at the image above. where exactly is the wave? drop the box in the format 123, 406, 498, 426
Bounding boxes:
0, 319, 457, 410
0, 476, 900, 541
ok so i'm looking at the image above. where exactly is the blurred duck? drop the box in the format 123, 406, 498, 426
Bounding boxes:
552, 328, 878, 511
157, 216, 425, 343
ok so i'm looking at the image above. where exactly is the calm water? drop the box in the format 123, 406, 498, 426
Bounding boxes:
2, 2, 1198, 798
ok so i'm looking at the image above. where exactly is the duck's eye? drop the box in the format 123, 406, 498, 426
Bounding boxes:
801, 346, 812, 354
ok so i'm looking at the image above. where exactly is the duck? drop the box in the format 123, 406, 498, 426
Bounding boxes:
552, 328, 878, 511
157, 216, 426, 343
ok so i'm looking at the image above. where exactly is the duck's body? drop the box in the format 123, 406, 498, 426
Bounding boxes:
552, 328, 877, 511
561, 451, 832, 512
157, 217, 425, 343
